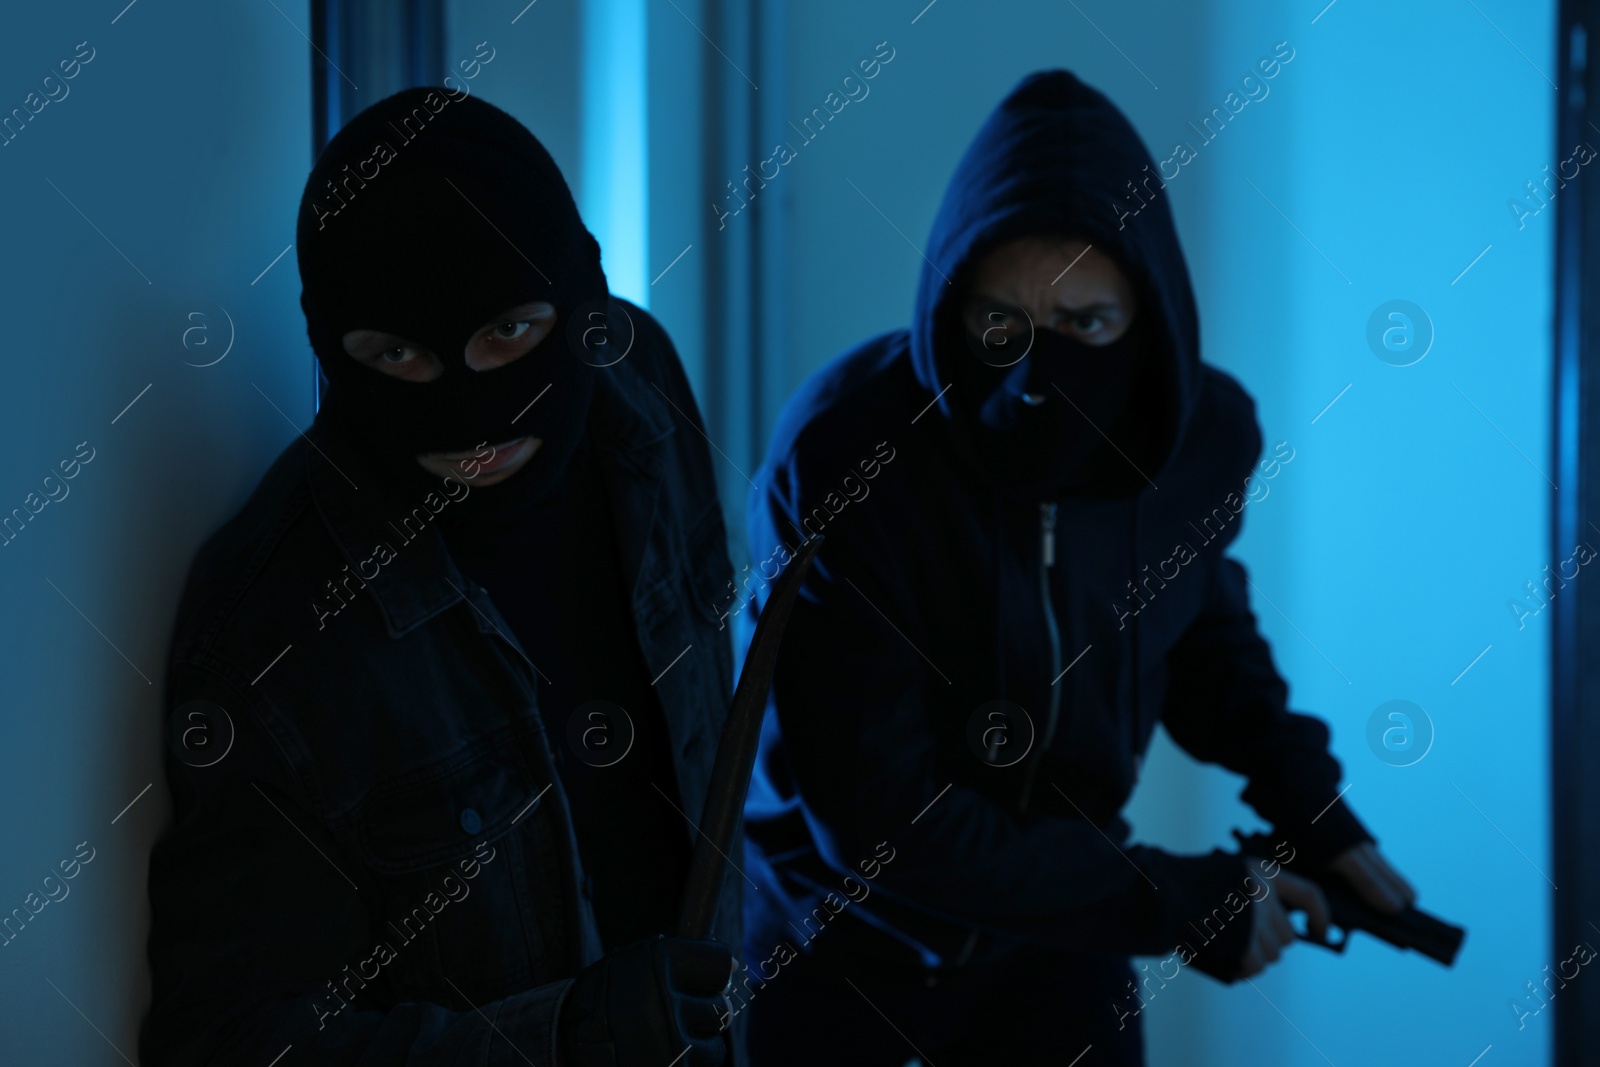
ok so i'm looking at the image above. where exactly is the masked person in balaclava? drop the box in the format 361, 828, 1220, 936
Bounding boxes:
737, 70, 1420, 1064
142, 86, 744, 1067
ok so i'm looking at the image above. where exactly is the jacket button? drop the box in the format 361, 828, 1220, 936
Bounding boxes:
459, 808, 483, 835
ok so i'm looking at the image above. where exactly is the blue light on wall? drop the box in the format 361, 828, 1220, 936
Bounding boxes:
580, 0, 649, 308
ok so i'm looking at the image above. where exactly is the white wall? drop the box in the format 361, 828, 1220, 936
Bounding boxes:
0, 2, 310, 1062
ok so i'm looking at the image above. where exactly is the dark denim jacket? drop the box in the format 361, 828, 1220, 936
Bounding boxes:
140, 301, 740, 1066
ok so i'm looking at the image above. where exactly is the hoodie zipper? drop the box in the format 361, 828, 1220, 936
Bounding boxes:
1017, 501, 1061, 814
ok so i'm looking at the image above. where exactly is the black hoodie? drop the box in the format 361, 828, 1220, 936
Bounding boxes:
741, 70, 1373, 979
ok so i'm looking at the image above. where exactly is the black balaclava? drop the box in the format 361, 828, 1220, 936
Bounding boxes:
944, 258, 1167, 499
296, 87, 608, 514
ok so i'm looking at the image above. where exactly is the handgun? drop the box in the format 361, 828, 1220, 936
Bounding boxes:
1232, 829, 1464, 968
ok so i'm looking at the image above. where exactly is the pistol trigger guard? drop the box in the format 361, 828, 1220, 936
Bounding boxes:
1297, 925, 1350, 953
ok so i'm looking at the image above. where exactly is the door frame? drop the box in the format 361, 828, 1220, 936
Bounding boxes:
1552, 4, 1600, 1064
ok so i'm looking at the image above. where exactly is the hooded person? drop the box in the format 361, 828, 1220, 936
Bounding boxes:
737, 70, 1416, 1063
141, 87, 745, 1067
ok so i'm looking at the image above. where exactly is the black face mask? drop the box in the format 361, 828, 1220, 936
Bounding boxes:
949, 310, 1151, 498
295, 87, 609, 512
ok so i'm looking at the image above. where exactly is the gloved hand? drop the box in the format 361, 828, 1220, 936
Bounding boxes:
559, 933, 733, 1067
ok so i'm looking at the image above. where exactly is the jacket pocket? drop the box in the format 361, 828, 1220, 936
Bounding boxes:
345, 726, 563, 1005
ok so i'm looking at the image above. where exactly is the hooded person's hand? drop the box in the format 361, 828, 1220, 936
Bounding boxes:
1237, 866, 1330, 979
1329, 841, 1417, 914
559, 933, 733, 1067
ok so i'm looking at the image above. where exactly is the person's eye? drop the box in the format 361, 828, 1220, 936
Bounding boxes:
489, 321, 531, 342
1071, 312, 1106, 334
379, 346, 418, 364
980, 306, 1029, 337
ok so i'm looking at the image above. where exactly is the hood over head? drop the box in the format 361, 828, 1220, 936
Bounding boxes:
296, 87, 609, 514
910, 69, 1200, 499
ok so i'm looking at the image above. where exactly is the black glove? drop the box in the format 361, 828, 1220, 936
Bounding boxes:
559, 934, 732, 1067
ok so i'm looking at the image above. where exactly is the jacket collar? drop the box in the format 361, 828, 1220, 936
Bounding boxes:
306, 354, 677, 639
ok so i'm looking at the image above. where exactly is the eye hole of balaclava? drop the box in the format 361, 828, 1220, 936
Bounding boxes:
340, 301, 560, 385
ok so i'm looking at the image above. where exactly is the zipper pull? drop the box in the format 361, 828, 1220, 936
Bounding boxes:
1040, 502, 1057, 568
